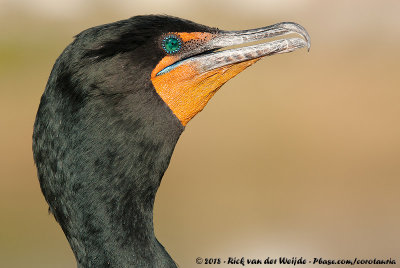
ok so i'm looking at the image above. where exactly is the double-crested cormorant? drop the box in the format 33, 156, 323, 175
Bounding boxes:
33, 15, 310, 267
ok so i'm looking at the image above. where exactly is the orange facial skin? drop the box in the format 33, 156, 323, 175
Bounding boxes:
176, 32, 213, 42
151, 32, 260, 126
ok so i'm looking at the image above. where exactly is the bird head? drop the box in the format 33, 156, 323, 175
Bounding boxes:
76, 15, 310, 126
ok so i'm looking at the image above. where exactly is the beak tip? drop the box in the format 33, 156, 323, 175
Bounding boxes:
304, 32, 311, 52
306, 37, 311, 52
281, 22, 311, 53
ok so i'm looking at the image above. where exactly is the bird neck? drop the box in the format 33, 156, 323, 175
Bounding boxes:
33, 56, 186, 266
34, 88, 184, 267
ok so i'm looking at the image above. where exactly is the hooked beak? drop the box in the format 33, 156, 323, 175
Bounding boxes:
189, 22, 310, 73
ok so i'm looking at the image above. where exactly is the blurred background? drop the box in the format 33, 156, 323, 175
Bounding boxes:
1, 0, 399, 267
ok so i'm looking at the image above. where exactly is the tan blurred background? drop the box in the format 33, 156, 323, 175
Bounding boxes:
1, 0, 399, 267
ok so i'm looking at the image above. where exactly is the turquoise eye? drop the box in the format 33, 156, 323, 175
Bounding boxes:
162, 35, 182, 54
